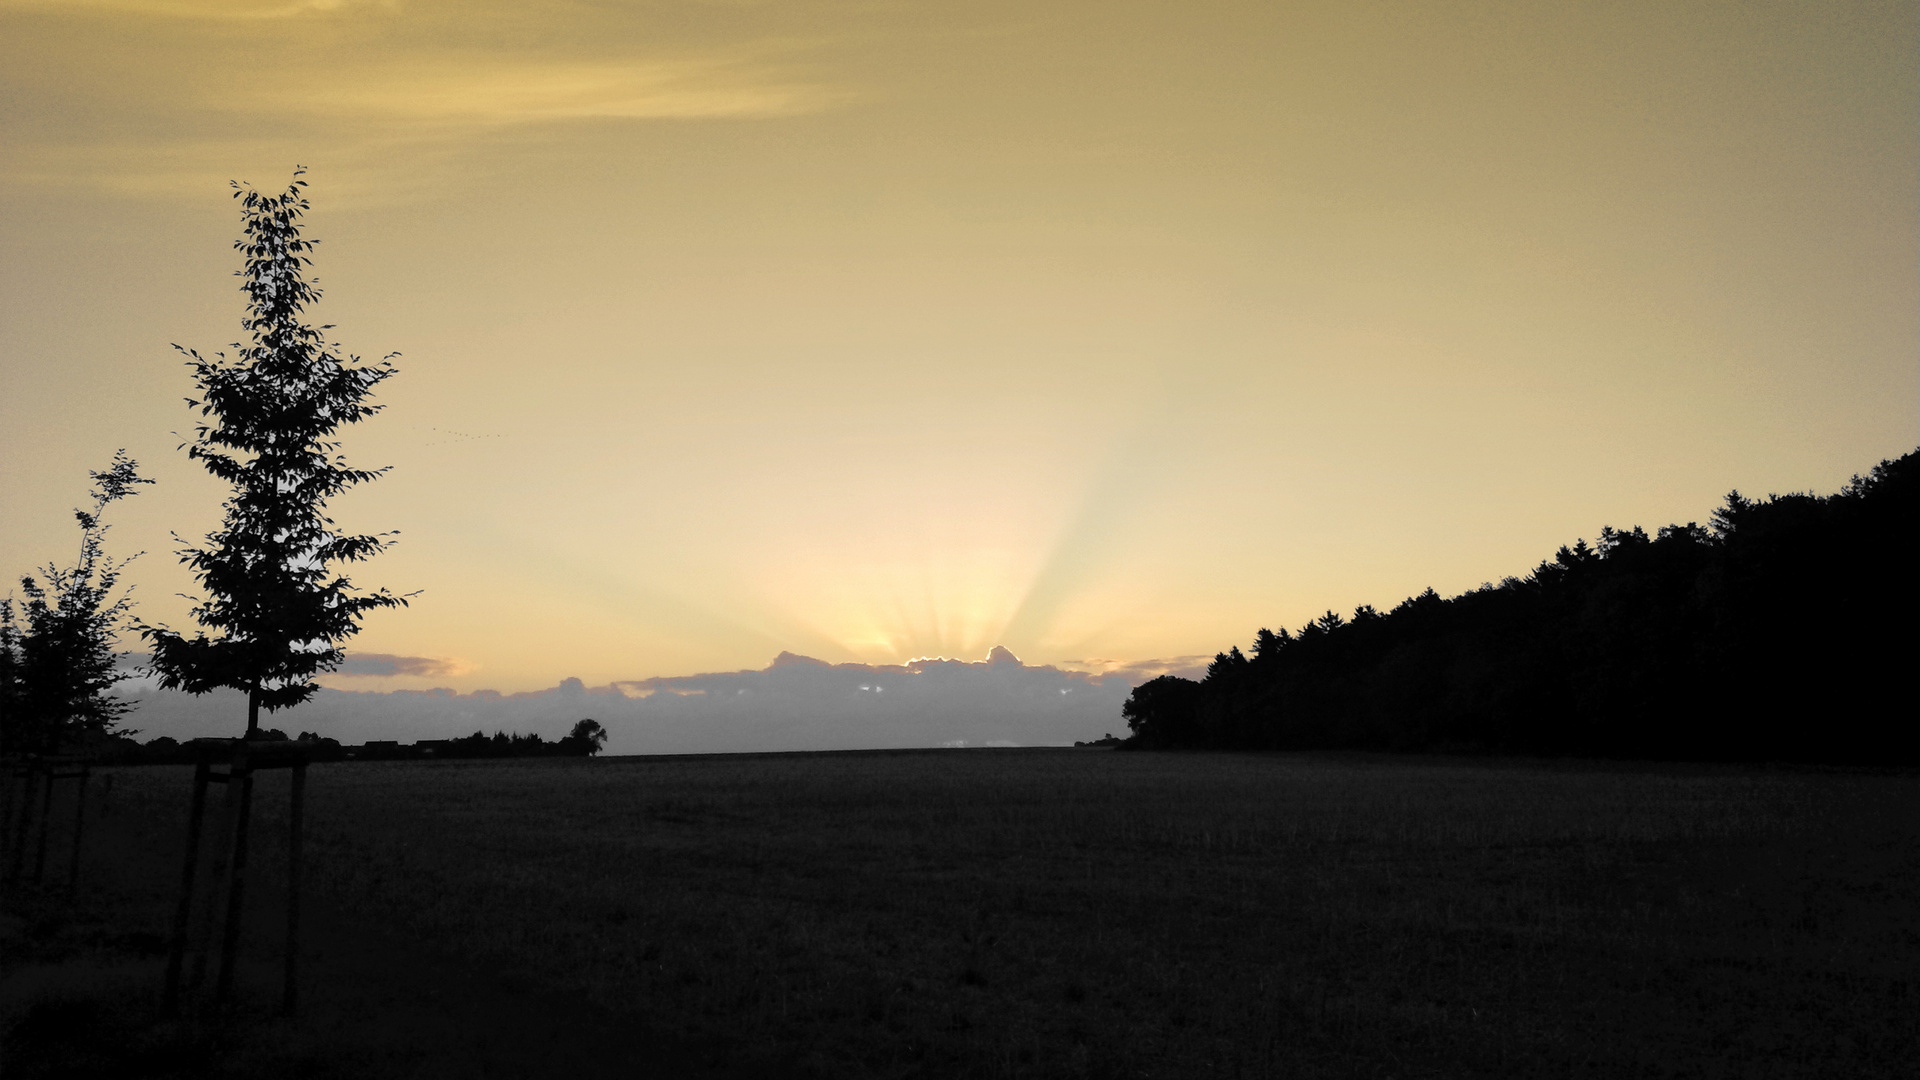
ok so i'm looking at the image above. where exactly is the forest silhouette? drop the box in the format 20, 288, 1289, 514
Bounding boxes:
1122, 449, 1918, 763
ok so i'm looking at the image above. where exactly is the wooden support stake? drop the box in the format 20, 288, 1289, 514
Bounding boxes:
283, 760, 306, 1015
187, 766, 238, 994
67, 768, 89, 896
0, 765, 17, 863
0, 767, 25, 881
32, 765, 54, 882
215, 755, 255, 1003
164, 741, 312, 1015
163, 757, 212, 1015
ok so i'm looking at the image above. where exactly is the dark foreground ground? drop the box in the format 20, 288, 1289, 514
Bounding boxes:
3, 749, 1916, 1078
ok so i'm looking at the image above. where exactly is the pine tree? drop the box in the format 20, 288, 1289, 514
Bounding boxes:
144, 169, 406, 738
3, 452, 152, 754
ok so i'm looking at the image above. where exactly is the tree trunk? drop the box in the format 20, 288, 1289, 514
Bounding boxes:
246, 687, 260, 740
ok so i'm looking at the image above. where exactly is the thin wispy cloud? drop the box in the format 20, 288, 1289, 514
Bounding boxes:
293, 59, 847, 125
0, 135, 446, 203
114, 650, 471, 682
334, 652, 471, 679
0, 1, 853, 199
1057, 656, 1212, 682
0, 0, 383, 20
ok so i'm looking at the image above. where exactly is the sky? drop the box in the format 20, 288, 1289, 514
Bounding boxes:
2, 1, 1915, 726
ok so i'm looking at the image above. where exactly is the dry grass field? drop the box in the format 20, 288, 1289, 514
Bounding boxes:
6, 748, 1918, 1078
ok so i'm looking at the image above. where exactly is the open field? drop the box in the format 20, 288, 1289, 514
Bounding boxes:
6, 749, 1918, 1078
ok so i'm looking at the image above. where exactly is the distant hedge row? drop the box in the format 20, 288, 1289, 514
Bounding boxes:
1122, 449, 1918, 763
88, 720, 608, 765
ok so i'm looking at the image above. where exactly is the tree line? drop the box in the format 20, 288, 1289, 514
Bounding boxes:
1122, 449, 1918, 764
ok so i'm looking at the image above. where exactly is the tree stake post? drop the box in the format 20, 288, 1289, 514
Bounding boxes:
163, 737, 311, 1016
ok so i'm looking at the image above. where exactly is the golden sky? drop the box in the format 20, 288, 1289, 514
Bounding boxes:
2, 0, 1915, 694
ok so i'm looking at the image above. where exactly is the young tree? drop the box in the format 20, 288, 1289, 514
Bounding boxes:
144, 170, 406, 739
2, 451, 153, 755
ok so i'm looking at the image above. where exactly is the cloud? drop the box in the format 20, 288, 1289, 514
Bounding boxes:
0, 4, 852, 201
333, 652, 471, 678
117, 646, 1156, 753
1, 0, 369, 18
1056, 655, 1213, 682
288, 59, 846, 125
111, 649, 468, 681
1, 132, 474, 207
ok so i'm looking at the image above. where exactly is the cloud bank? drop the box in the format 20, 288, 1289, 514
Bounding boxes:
116, 647, 1148, 755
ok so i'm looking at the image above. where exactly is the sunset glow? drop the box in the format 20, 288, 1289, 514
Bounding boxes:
2, 0, 1914, 698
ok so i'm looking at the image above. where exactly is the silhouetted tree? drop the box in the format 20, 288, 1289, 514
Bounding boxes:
562, 718, 608, 756
143, 170, 406, 738
1120, 676, 1205, 749
0, 602, 19, 752
1, 452, 152, 754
